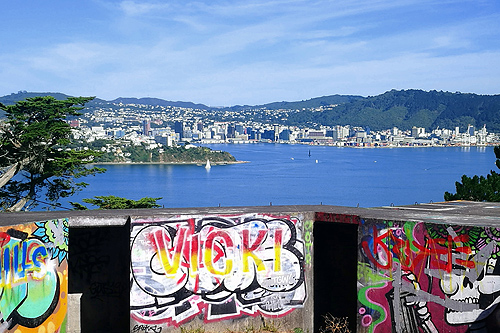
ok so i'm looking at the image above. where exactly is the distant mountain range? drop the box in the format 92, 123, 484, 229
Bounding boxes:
2, 89, 500, 132
109, 97, 211, 110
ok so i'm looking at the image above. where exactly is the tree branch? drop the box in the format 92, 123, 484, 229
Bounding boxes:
0, 156, 31, 188
5, 173, 38, 212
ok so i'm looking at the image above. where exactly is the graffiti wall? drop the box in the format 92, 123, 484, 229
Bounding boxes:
358, 219, 500, 333
0, 219, 68, 332
130, 214, 306, 329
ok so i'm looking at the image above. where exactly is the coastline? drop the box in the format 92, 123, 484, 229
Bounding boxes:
91, 160, 249, 166
200, 140, 498, 149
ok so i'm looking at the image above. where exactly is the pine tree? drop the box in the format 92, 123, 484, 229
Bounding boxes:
444, 147, 500, 201
0, 96, 104, 211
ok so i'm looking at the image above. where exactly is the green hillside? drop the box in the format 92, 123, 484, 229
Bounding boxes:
286, 90, 500, 132
224, 94, 364, 111
3, 90, 500, 132
0, 91, 72, 105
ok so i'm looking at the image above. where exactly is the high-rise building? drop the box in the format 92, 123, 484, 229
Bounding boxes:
174, 121, 184, 139
411, 127, 425, 138
273, 125, 280, 141
227, 124, 236, 138
235, 124, 244, 135
279, 129, 291, 141
467, 124, 475, 136
143, 120, 151, 136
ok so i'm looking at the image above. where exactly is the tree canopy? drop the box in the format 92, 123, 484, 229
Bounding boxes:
285, 90, 500, 132
71, 195, 162, 210
0, 96, 104, 211
444, 146, 500, 201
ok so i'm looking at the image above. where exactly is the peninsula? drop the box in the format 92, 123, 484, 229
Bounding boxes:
83, 140, 238, 164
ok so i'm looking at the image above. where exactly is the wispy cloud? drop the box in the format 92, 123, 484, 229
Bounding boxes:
119, 1, 170, 16
0, 0, 499, 104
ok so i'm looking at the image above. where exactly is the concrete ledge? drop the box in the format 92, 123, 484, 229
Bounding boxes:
67, 293, 82, 333
0, 201, 500, 228
2, 201, 500, 227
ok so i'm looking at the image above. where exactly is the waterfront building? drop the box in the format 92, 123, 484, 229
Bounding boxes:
411, 126, 426, 138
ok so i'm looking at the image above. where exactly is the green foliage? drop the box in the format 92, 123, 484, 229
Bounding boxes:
286, 89, 500, 131
253, 95, 363, 111
72, 195, 162, 210
93, 144, 236, 164
5, 90, 500, 132
0, 96, 104, 211
445, 146, 500, 201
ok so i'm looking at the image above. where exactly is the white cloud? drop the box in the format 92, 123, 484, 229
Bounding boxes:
119, 1, 169, 16
1, 0, 499, 105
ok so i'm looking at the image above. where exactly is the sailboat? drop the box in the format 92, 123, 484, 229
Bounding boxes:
308, 150, 311, 157
205, 159, 211, 170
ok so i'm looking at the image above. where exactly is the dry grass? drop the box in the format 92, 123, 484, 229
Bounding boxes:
181, 323, 304, 333
319, 314, 351, 333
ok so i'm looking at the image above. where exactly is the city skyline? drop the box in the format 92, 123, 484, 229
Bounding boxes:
2, 0, 500, 106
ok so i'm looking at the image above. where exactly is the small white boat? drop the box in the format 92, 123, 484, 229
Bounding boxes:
205, 159, 211, 169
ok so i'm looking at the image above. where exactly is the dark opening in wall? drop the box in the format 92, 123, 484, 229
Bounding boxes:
313, 220, 358, 333
68, 221, 130, 333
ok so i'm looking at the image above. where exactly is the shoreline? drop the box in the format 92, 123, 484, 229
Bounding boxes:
348, 144, 493, 149
91, 160, 249, 166
203, 141, 497, 149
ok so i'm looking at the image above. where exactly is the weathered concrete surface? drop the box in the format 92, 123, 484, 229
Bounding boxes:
2, 201, 500, 333
67, 293, 82, 333
3, 201, 500, 228
129, 210, 314, 333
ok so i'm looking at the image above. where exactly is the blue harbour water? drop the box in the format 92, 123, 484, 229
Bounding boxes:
59, 144, 496, 209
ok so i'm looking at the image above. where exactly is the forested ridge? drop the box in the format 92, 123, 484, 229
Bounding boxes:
285, 90, 500, 131
2, 89, 500, 132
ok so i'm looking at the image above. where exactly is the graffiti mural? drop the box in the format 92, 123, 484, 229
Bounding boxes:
0, 219, 68, 332
304, 220, 313, 267
130, 214, 306, 327
358, 219, 500, 333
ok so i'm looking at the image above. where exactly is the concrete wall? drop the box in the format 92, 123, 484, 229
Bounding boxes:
357, 218, 500, 333
130, 212, 314, 333
0, 219, 68, 332
4, 201, 500, 332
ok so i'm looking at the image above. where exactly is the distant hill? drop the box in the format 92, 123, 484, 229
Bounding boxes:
2, 89, 500, 132
110, 97, 210, 110
0, 91, 73, 105
286, 89, 500, 132
223, 94, 364, 111
0, 92, 106, 117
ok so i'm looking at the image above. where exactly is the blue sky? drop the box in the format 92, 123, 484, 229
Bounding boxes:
1, 0, 499, 106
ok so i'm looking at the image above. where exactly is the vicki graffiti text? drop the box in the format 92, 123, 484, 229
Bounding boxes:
130, 215, 306, 327
149, 225, 284, 278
